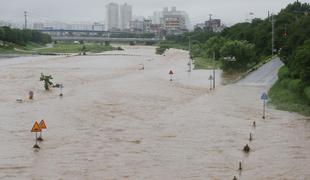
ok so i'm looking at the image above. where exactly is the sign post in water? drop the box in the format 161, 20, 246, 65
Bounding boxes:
31, 121, 41, 149
209, 75, 213, 91
261, 92, 268, 119
169, 70, 174, 81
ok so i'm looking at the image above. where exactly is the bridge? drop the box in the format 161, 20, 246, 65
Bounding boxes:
51, 36, 161, 43
38, 29, 161, 43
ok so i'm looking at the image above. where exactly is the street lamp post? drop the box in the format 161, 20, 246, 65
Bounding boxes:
188, 36, 192, 72
213, 51, 216, 90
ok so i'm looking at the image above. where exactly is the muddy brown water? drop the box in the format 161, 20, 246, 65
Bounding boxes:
0, 46, 309, 180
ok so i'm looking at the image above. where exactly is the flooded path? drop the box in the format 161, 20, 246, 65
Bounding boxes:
0, 46, 309, 179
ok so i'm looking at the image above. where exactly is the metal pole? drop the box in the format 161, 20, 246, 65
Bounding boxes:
271, 14, 275, 56
213, 51, 216, 90
24, 11, 27, 30
35, 132, 38, 145
263, 100, 266, 119
188, 36, 191, 72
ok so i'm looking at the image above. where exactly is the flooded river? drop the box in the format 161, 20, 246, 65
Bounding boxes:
0, 46, 309, 179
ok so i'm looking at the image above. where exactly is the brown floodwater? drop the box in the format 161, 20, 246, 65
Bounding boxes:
0, 46, 309, 180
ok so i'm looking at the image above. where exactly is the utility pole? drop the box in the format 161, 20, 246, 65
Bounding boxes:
209, 14, 212, 31
188, 36, 192, 72
213, 51, 216, 90
271, 14, 275, 56
24, 11, 28, 29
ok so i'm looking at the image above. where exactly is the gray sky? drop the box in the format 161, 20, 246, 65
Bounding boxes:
0, 0, 307, 26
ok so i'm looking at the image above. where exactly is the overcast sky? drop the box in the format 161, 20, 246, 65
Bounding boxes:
0, 0, 307, 26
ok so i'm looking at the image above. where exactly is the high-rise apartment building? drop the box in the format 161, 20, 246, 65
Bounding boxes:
120, 3, 132, 31
162, 7, 190, 34
105, 3, 119, 31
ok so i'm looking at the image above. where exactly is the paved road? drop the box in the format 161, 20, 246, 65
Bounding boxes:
237, 57, 284, 87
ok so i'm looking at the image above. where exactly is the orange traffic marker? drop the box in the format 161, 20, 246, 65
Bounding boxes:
31, 121, 41, 132
31, 121, 41, 148
39, 120, 47, 129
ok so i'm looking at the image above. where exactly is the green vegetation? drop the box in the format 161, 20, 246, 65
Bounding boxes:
40, 73, 54, 91
193, 57, 221, 70
0, 26, 51, 46
269, 77, 310, 116
37, 43, 113, 54
268, 2, 310, 115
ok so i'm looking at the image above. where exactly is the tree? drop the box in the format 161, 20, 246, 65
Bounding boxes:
220, 40, 255, 70
0, 27, 5, 41
40, 73, 54, 90
204, 36, 227, 59
292, 40, 310, 84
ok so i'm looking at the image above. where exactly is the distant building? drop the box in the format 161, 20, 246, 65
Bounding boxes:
143, 19, 152, 33
194, 18, 225, 32
92, 22, 105, 31
162, 7, 190, 35
105, 3, 119, 31
33, 22, 44, 30
152, 11, 163, 24
194, 23, 205, 30
205, 19, 223, 32
130, 19, 144, 32
120, 3, 132, 31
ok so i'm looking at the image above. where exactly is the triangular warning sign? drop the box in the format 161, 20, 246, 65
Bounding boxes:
39, 120, 47, 129
31, 121, 41, 132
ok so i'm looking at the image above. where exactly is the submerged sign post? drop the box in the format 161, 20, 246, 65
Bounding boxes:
169, 70, 174, 81
31, 121, 41, 148
59, 84, 64, 97
209, 75, 213, 91
261, 92, 268, 119
38, 119, 47, 141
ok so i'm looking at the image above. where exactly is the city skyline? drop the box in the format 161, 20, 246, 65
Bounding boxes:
0, 0, 308, 27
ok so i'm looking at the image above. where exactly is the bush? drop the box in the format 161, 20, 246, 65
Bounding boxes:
280, 78, 291, 88
278, 66, 290, 80
156, 45, 170, 55
304, 86, 310, 101
288, 79, 303, 93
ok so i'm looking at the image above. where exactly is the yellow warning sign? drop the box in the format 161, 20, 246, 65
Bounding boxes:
31, 121, 41, 132
39, 120, 47, 129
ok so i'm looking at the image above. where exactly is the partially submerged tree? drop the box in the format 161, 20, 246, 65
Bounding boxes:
40, 73, 54, 90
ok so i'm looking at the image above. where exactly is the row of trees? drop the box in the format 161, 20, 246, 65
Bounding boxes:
0, 26, 52, 46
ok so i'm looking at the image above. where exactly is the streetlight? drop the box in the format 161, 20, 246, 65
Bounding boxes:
213, 51, 216, 90
188, 36, 192, 72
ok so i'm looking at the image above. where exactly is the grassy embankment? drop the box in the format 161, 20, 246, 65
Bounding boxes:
37, 43, 114, 54
0, 41, 43, 54
268, 66, 310, 116
156, 41, 221, 70
0, 42, 116, 55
